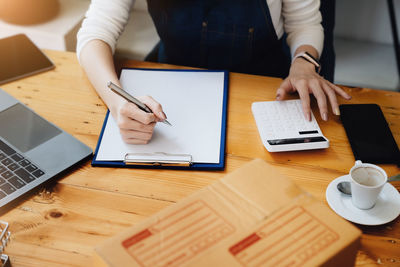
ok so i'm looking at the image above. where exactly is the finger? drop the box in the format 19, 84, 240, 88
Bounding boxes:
294, 79, 312, 121
139, 95, 167, 121
328, 82, 351, 100
121, 102, 157, 125
120, 128, 153, 141
309, 79, 328, 121
123, 138, 150, 145
117, 117, 156, 133
321, 82, 340, 115
276, 79, 292, 100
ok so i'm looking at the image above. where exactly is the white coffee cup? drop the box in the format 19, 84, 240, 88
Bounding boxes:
349, 160, 387, 210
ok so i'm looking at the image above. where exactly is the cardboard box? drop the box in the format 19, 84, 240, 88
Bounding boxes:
94, 159, 361, 267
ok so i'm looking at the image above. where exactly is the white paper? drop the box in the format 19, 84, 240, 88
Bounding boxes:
96, 69, 225, 164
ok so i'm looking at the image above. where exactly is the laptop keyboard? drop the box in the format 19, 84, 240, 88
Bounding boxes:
0, 140, 45, 199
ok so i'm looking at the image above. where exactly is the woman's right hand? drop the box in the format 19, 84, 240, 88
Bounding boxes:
78, 40, 167, 144
112, 95, 167, 144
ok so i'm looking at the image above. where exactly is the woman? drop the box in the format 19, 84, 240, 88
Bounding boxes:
77, 0, 350, 144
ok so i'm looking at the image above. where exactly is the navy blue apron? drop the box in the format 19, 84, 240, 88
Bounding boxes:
146, 0, 290, 78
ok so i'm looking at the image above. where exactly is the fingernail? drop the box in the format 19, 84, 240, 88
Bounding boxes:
346, 94, 352, 100
322, 113, 328, 121
335, 107, 340, 115
306, 113, 311, 121
159, 111, 166, 120
276, 93, 281, 100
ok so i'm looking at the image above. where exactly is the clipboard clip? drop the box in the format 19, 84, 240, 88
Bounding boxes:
124, 152, 192, 167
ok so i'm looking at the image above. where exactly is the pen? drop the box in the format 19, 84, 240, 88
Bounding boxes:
107, 81, 172, 126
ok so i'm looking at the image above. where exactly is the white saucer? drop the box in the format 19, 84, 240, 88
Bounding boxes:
326, 175, 400, 225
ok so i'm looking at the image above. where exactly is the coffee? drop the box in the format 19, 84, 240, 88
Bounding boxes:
349, 161, 387, 210
351, 167, 385, 187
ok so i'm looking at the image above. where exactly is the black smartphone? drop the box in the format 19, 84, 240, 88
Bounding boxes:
0, 34, 54, 85
340, 104, 400, 166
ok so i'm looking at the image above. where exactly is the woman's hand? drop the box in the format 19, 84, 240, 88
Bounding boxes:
276, 58, 351, 121
79, 40, 169, 145
112, 95, 167, 144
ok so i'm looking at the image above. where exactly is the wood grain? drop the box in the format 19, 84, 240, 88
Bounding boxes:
0, 50, 399, 266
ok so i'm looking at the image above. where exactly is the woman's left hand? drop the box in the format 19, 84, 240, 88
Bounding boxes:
276, 58, 351, 121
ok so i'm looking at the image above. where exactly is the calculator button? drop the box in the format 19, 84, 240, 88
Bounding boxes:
0, 191, 6, 199
0, 153, 6, 160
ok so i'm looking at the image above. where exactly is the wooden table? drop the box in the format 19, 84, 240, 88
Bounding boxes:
1, 50, 399, 266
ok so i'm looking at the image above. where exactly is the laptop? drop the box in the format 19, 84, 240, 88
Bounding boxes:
0, 89, 92, 211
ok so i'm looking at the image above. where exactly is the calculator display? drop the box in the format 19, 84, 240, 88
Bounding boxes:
268, 136, 327, 145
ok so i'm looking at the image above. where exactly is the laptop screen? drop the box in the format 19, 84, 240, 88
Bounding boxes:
0, 103, 61, 153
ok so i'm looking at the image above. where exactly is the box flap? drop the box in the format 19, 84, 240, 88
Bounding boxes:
94, 159, 361, 267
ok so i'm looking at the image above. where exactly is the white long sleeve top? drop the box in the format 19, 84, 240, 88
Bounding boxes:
77, 0, 323, 61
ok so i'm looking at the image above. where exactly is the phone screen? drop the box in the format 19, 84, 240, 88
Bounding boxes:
340, 104, 400, 165
0, 34, 54, 85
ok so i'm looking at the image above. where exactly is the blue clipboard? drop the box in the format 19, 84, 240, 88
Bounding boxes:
92, 68, 228, 170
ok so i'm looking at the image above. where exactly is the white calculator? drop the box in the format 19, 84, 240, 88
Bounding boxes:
251, 99, 329, 152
